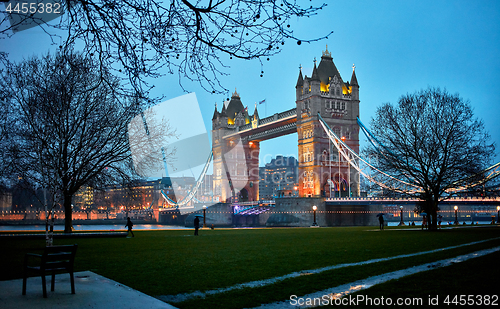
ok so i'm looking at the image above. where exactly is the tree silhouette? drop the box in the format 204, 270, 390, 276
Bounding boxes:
1, 51, 173, 233
1, 0, 332, 96
366, 87, 495, 230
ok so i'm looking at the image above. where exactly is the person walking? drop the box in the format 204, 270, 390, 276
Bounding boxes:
194, 216, 200, 236
378, 214, 384, 230
125, 217, 134, 237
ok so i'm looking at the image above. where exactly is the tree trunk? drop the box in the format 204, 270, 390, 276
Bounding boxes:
427, 200, 439, 231
429, 212, 438, 230
421, 199, 439, 231
64, 193, 73, 233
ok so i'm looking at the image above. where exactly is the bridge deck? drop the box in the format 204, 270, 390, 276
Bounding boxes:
222, 108, 297, 142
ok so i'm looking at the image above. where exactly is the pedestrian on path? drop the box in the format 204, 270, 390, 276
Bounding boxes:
438, 215, 443, 229
422, 215, 427, 230
194, 216, 200, 236
378, 215, 384, 230
125, 217, 134, 237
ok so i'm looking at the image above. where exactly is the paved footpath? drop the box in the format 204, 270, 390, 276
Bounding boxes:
0, 271, 177, 309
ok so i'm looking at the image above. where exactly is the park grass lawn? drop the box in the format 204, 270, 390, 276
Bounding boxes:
175, 239, 500, 309
1, 225, 499, 308
346, 250, 500, 308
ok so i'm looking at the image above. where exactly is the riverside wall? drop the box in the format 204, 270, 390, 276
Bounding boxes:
261, 197, 383, 227
158, 198, 386, 227
7, 198, 493, 227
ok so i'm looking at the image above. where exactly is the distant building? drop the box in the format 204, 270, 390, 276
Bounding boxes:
88, 176, 203, 212
0, 191, 12, 212
9, 180, 46, 211
198, 174, 214, 202
74, 186, 94, 211
95, 179, 164, 212
259, 156, 299, 200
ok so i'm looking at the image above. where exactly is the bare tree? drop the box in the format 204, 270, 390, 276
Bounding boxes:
1, 1, 331, 96
0, 52, 12, 187
1, 51, 173, 233
366, 87, 495, 230
0, 96, 9, 190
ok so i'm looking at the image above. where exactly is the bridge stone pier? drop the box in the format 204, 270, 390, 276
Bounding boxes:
211, 47, 361, 203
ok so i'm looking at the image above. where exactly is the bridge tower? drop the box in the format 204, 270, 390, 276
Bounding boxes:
212, 90, 260, 203
295, 47, 360, 198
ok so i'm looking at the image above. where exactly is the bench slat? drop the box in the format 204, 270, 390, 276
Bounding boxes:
23, 244, 78, 298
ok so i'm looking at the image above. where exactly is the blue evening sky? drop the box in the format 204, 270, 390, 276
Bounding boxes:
2, 0, 500, 168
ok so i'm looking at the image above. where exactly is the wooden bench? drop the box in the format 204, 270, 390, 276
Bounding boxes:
22, 244, 78, 298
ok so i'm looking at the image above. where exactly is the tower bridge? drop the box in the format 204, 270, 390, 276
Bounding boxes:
212, 47, 360, 203
158, 47, 499, 227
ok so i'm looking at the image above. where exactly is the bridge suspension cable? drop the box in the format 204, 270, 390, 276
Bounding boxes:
319, 113, 500, 194
160, 150, 213, 207
447, 162, 500, 193
356, 117, 421, 175
357, 116, 500, 192
318, 113, 422, 194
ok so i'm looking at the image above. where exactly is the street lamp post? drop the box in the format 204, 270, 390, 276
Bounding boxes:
398, 206, 405, 226
454, 206, 459, 225
203, 205, 207, 228
312, 205, 318, 227
497, 206, 500, 224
